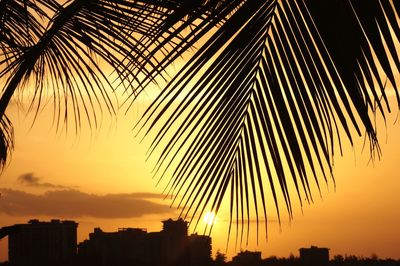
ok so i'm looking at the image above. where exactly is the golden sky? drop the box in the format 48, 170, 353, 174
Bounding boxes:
1, 80, 400, 261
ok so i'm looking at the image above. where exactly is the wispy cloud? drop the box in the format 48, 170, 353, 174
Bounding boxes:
122, 192, 170, 199
0, 189, 174, 219
18, 172, 70, 189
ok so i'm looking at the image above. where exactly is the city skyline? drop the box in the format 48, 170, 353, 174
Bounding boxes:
2, 218, 399, 265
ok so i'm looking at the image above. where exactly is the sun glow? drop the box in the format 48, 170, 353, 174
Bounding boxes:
203, 211, 216, 226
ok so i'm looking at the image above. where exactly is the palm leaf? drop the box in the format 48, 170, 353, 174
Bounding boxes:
120, 0, 243, 103
136, 0, 400, 243
0, 114, 13, 171
0, 0, 195, 168
0, 0, 184, 130
0, 0, 49, 48
0, 0, 56, 75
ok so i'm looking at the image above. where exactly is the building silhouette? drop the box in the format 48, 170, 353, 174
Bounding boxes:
78, 227, 148, 265
231, 250, 262, 266
299, 246, 329, 266
0, 219, 78, 266
78, 218, 212, 266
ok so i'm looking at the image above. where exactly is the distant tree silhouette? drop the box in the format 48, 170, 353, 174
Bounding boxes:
370, 254, 379, 261
333, 255, 345, 263
1, 0, 400, 240
214, 250, 227, 266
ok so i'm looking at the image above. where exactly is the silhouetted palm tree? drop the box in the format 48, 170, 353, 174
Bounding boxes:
1, 0, 400, 241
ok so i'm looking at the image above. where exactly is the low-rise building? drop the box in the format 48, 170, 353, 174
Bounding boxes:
232, 250, 262, 266
78, 218, 212, 266
299, 246, 329, 266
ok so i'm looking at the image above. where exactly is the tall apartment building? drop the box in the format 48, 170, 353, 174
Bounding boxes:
2, 219, 78, 266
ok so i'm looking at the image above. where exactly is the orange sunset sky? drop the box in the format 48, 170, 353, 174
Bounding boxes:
1, 27, 400, 261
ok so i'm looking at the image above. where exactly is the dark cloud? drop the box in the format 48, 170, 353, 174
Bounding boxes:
0, 189, 174, 219
18, 173, 70, 189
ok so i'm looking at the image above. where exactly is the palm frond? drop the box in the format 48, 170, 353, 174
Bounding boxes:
0, 0, 190, 168
0, 114, 14, 171
136, 0, 400, 244
120, 0, 243, 103
307, 0, 400, 114
0, 0, 180, 132
0, 0, 56, 72
0, 0, 47, 48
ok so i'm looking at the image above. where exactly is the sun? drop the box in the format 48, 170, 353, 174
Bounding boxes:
203, 211, 216, 226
